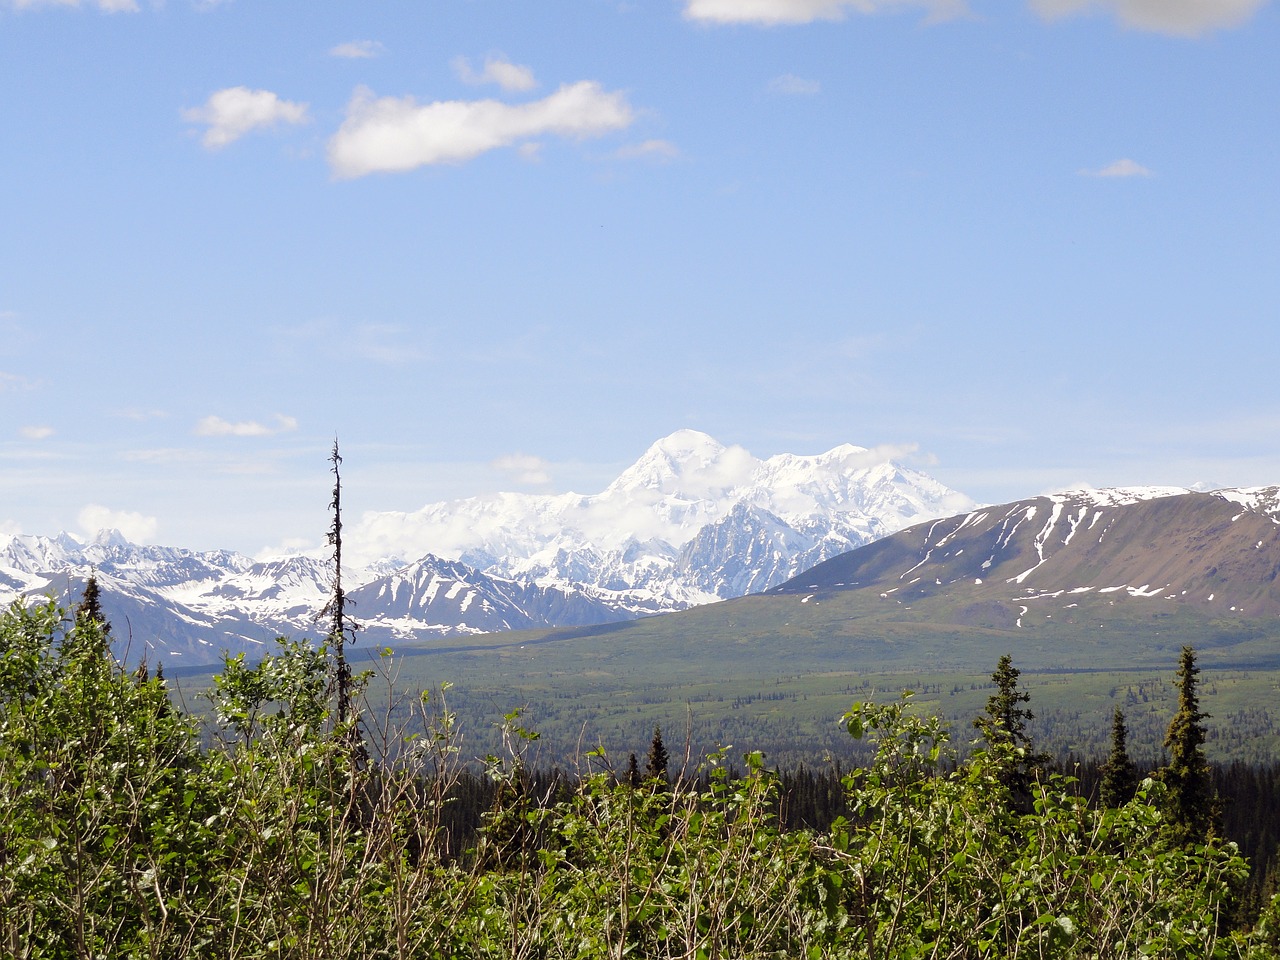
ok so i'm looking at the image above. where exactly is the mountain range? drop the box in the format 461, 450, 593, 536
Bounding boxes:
0, 430, 972, 665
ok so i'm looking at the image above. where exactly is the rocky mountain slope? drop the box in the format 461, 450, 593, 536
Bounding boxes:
773, 486, 1280, 627
0, 431, 972, 665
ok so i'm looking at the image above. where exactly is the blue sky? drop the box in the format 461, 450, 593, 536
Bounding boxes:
2, 0, 1277, 556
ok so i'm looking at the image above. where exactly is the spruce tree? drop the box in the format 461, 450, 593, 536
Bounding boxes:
74, 573, 110, 634
975, 654, 1047, 806
69, 573, 113, 665
1099, 707, 1140, 808
1160, 645, 1220, 845
645, 726, 669, 784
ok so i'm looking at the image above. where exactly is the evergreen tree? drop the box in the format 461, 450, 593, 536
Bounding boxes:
974, 654, 1047, 806
1160, 645, 1221, 846
1099, 707, 1140, 808
626, 752, 640, 788
66, 573, 113, 668
74, 572, 110, 634
645, 726, 669, 784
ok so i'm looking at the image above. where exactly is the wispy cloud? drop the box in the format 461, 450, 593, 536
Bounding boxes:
1030, 0, 1266, 37
1079, 157, 1152, 178
327, 81, 635, 177
616, 139, 681, 162
113, 407, 168, 421
0, 312, 34, 357
19, 425, 54, 440
0, 372, 37, 392
121, 448, 207, 464
182, 87, 310, 149
330, 39, 385, 59
78, 503, 157, 543
768, 73, 821, 95
7, 0, 139, 11
195, 413, 299, 437
274, 319, 427, 365
452, 55, 538, 92
492, 453, 553, 485
683, 0, 967, 25
351, 323, 426, 365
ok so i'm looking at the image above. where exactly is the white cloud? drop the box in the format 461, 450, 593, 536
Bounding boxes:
768, 73, 821, 95
195, 413, 299, 437
683, 0, 967, 25
1079, 157, 1153, 178
182, 87, 310, 149
9, 0, 139, 11
330, 39, 386, 59
616, 139, 681, 162
453, 55, 538, 92
78, 504, 158, 544
19, 425, 54, 440
492, 454, 553, 486
328, 81, 635, 177
1030, 0, 1266, 36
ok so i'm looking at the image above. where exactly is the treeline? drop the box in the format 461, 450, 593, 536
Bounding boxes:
9, 595, 1280, 958
406, 741, 1280, 914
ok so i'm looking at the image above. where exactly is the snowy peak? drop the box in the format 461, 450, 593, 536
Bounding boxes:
1215, 485, 1280, 520
603, 430, 753, 500
347, 430, 975, 608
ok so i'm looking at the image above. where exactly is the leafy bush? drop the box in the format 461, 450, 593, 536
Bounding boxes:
0, 603, 1273, 959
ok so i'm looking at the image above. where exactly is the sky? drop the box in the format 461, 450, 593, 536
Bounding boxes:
1, 0, 1278, 558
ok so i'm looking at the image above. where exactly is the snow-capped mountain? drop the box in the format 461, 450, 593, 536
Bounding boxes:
350, 430, 973, 606
0, 430, 973, 664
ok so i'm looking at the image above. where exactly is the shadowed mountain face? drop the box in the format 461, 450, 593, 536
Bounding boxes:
774, 488, 1280, 623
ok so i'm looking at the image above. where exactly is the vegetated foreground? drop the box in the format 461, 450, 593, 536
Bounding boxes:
8, 597, 1280, 960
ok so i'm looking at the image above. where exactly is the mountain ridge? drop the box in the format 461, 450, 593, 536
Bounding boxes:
773, 486, 1280, 624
